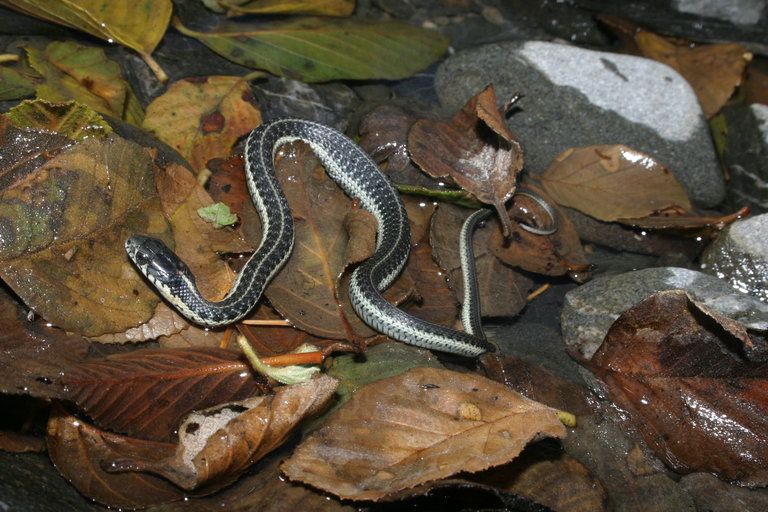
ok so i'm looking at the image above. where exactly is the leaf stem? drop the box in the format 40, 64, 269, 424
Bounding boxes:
139, 51, 168, 84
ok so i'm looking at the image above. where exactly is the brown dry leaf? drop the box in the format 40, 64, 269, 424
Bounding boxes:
490, 186, 588, 277
0, 430, 46, 453
399, 197, 458, 327
151, 452, 356, 512
265, 142, 413, 341
61, 348, 269, 442
281, 367, 566, 501
109, 375, 338, 491
358, 104, 437, 189
587, 289, 768, 486
539, 145, 693, 222
47, 403, 184, 509
616, 204, 749, 233
431, 203, 532, 318
635, 32, 751, 118
409, 85, 524, 236
143, 76, 261, 175
474, 450, 607, 512
0, 127, 172, 337
0, 287, 89, 399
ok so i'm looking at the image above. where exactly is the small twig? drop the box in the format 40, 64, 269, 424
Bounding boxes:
240, 318, 291, 326
261, 352, 325, 367
527, 283, 550, 301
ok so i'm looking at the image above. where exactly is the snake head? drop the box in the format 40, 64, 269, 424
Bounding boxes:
125, 235, 191, 286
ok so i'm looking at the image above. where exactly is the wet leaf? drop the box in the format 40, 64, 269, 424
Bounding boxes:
151, 452, 356, 512
0, 125, 171, 337
538, 145, 692, 222
0, 288, 89, 399
431, 203, 532, 318
109, 375, 338, 491
214, 0, 354, 17
8, 99, 111, 140
588, 290, 768, 486
142, 76, 262, 175
400, 197, 459, 327
172, 16, 449, 83
358, 104, 437, 189
474, 449, 607, 512
24, 41, 143, 124
0, 0, 172, 81
635, 32, 750, 118
265, 142, 410, 341
0, 430, 46, 453
490, 186, 588, 277
409, 85, 524, 236
281, 367, 566, 500
61, 347, 269, 442
615, 204, 749, 233
0, 58, 38, 99
47, 403, 184, 508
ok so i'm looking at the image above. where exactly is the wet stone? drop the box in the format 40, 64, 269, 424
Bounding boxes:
722, 103, 768, 213
561, 266, 768, 359
700, 213, 768, 303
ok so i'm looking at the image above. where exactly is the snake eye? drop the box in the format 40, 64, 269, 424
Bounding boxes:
135, 251, 151, 267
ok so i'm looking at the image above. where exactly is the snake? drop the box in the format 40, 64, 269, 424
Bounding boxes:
125, 118, 556, 357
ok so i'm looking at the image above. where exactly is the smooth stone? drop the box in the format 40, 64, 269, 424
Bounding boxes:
672, 0, 765, 26
435, 41, 724, 207
700, 213, 768, 302
561, 267, 768, 359
722, 103, 768, 213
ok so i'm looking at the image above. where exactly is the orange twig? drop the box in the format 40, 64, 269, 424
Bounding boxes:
260, 352, 325, 367
240, 319, 291, 326
527, 283, 550, 301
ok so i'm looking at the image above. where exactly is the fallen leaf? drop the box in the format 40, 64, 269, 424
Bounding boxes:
0, 0, 172, 81
635, 32, 750, 118
430, 203, 532, 318
216, 0, 354, 17
358, 104, 437, 189
142, 76, 262, 175
281, 367, 566, 500
615, 204, 749, 233
489, 186, 589, 277
24, 40, 143, 124
0, 288, 90, 399
61, 347, 270, 442
109, 375, 338, 491
265, 142, 411, 341
0, 430, 46, 453
0, 124, 172, 336
473, 448, 607, 512
587, 290, 768, 486
0, 50, 39, 100
150, 452, 357, 512
409, 85, 524, 236
172, 16, 448, 83
538, 145, 693, 222
7, 98, 111, 140
47, 403, 184, 508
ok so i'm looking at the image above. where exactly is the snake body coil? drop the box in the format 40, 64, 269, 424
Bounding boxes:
126, 118, 495, 356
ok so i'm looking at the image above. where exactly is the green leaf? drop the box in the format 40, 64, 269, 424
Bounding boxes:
0, 61, 38, 100
173, 16, 449, 82
24, 41, 144, 124
197, 202, 238, 229
8, 99, 112, 141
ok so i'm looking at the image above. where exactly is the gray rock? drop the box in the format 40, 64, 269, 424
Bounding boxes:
723, 103, 768, 213
672, 0, 765, 26
434, 41, 724, 207
700, 213, 768, 302
561, 267, 768, 359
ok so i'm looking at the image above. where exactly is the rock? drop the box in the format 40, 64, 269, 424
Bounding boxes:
680, 473, 768, 512
700, 213, 768, 302
434, 41, 724, 207
561, 267, 768, 359
672, 0, 765, 27
722, 103, 768, 213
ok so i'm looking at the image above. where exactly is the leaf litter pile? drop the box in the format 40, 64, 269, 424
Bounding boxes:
0, 1, 765, 511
